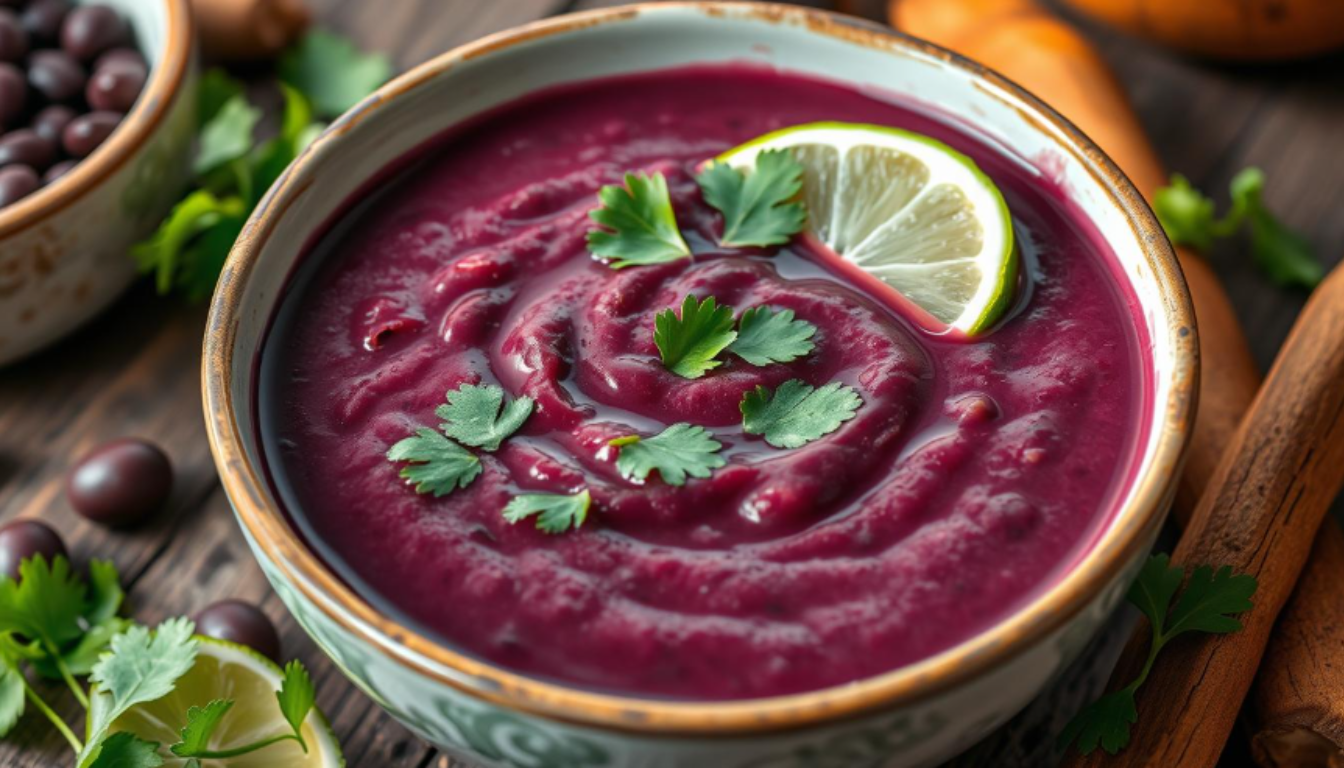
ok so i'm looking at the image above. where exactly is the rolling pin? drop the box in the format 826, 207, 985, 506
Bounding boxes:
887, 1, 1344, 764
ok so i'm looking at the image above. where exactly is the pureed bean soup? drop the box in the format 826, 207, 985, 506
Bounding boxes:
259, 67, 1148, 700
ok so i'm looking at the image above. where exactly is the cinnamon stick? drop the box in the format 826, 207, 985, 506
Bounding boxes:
1067, 263, 1344, 767
888, 2, 1344, 763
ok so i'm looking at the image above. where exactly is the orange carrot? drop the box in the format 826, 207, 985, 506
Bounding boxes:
1062, 0, 1344, 61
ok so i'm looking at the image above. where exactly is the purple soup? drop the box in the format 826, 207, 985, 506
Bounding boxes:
258, 67, 1149, 700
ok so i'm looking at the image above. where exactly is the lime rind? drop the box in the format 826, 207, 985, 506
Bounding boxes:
717, 122, 1017, 336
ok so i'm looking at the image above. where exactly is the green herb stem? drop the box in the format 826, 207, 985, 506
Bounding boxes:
187, 732, 301, 759
20, 676, 82, 753
49, 649, 89, 709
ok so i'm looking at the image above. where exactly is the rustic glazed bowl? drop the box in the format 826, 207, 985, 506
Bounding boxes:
204, 4, 1197, 767
0, 0, 196, 366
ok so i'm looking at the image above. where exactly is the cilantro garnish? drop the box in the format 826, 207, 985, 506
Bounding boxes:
728, 306, 816, 366
587, 172, 692, 269
280, 29, 393, 118
503, 490, 592, 534
87, 732, 164, 768
740, 379, 862, 449
696, 149, 807, 248
136, 32, 390, 300
168, 659, 315, 760
82, 618, 199, 765
0, 663, 23, 739
170, 700, 234, 758
1060, 554, 1257, 756
655, 295, 738, 379
610, 424, 726, 486
386, 427, 482, 497
1154, 168, 1322, 289
437, 383, 534, 451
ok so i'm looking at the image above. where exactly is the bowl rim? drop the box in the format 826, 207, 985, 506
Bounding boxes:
0, 0, 194, 238
204, 1, 1197, 737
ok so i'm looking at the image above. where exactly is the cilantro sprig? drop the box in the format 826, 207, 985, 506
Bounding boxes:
610, 424, 726, 486
504, 490, 592, 534
0, 555, 327, 766
1154, 168, 1322, 289
740, 379, 862, 448
728, 306, 816, 366
134, 32, 391, 300
655, 296, 819, 379
696, 149, 807, 248
655, 295, 738, 379
1060, 554, 1257, 756
386, 383, 532, 497
588, 172, 692, 269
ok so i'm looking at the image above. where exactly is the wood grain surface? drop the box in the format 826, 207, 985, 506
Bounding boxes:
1, 1, 1341, 766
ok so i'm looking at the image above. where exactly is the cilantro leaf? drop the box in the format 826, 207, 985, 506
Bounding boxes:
587, 172, 691, 269
1058, 690, 1137, 756
170, 700, 234, 757
696, 149, 806, 248
503, 490, 592, 534
0, 663, 23, 738
436, 384, 534, 452
1230, 168, 1323, 289
277, 660, 316, 751
194, 94, 262, 177
87, 732, 164, 768
610, 424, 726, 486
249, 85, 323, 206
1152, 174, 1222, 252
729, 306, 816, 366
1154, 169, 1321, 289
1060, 556, 1257, 756
132, 190, 247, 295
280, 30, 392, 118
85, 560, 124, 626
740, 379, 862, 449
83, 618, 199, 766
197, 68, 245, 128
386, 427, 482, 497
1165, 564, 1258, 638
655, 295, 737, 379
0, 554, 89, 648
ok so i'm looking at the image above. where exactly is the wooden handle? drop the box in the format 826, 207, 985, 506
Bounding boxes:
1070, 264, 1344, 766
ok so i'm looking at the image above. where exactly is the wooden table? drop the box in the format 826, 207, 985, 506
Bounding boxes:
1, 1, 1340, 766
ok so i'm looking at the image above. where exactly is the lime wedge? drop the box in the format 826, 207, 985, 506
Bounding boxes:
97, 637, 344, 767
717, 122, 1017, 335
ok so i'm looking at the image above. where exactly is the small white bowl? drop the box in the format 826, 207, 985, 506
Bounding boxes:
0, 0, 196, 366
205, 4, 1196, 766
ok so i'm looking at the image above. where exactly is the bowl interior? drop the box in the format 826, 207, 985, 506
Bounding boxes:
208, 2, 1193, 730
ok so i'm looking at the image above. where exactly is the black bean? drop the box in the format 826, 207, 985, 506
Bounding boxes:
66, 437, 173, 527
192, 600, 283, 662
31, 103, 74, 143
0, 519, 68, 580
21, 0, 72, 45
0, 9, 26, 64
28, 48, 86, 103
42, 158, 75, 184
62, 110, 120, 157
93, 45, 142, 71
0, 61, 22, 127
86, 58, 144, 112
60, 4, 127, 62
0, 164, 39, 206
0, 129, 56, 170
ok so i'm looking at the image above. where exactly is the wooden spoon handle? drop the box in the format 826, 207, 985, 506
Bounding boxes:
1071, 263, 1344, 767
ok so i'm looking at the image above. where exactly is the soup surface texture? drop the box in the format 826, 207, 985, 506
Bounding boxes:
259, 67, 1146, 700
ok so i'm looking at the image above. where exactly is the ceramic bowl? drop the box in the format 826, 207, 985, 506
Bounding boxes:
0, 0, 196, 366
204, 4, 1197, 767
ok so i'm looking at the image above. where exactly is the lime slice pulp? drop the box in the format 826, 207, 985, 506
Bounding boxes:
99, 636, 344, 768
717, 122, 1018, 336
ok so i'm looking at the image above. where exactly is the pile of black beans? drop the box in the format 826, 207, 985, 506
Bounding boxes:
0, 1, 147, 208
